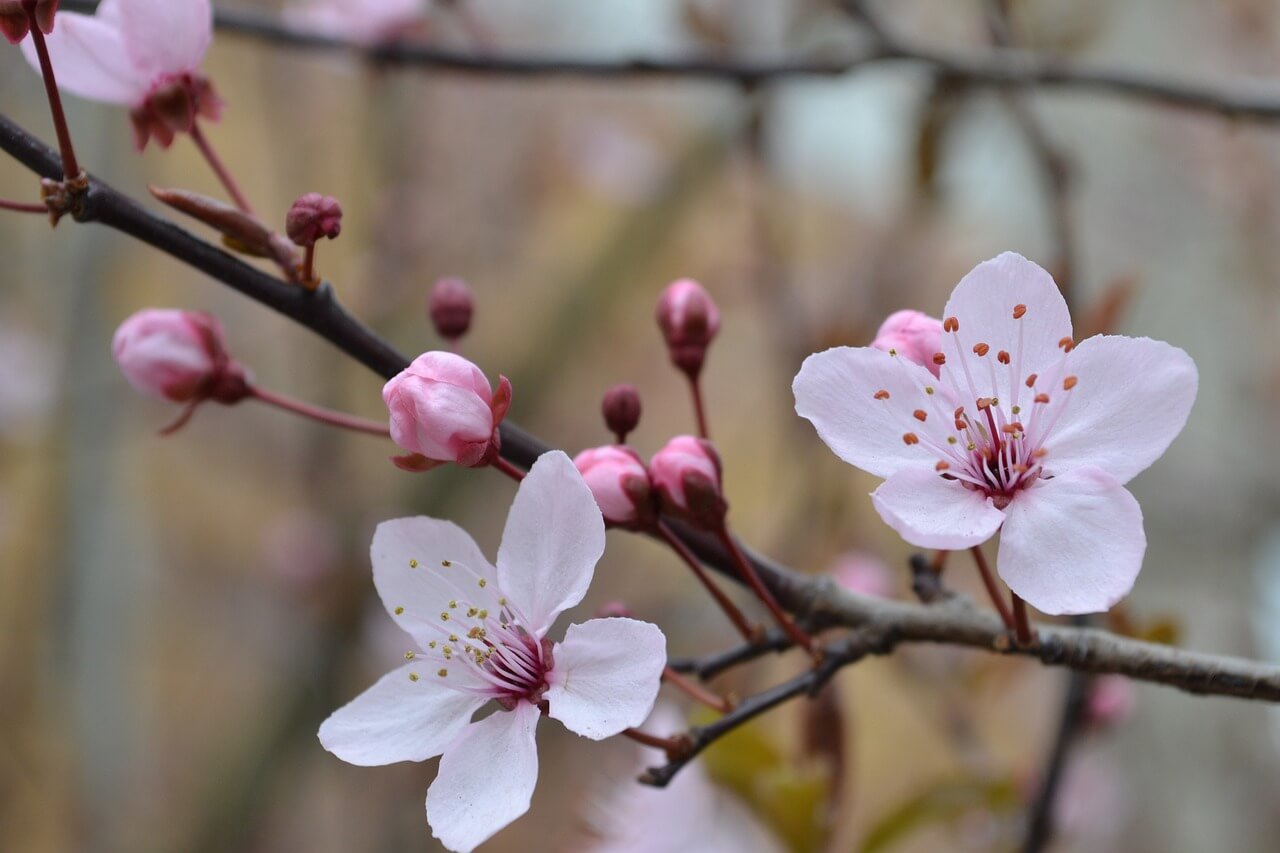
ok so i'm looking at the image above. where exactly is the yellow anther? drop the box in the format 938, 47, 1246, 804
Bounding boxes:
449, 634, 458, 643
409, 559, 419, 568
947, 436, 958, 445
405, 651, 416, 660
477, 609, 488, 619
394, 606, 405, 615
478, 578, 487, 588
428, 641, 437, 649
438, 668, 448, 677
440, 612, 450, 621
449, 600, 458, 609
924, 386, 935, 395
408, 672, 420, 682
441, 560, 452, 567
467, 607, 478, 617
1011, 405, 1021, 415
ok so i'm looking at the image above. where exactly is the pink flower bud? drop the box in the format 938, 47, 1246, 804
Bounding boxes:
601, 383, 642, 443
111, 309, 246, 404
0, 0, 57, 44
650, 435, 725, 528
382, 351, 510, 470
427, 277, 475, 342
656, 279, 720, 378
831, 551, 894, 598
1084, 675, 1136, 730
595, 600, 633, 619
573, 445, 653, 529
870, 309, 944, 377
286, 193, 343, 246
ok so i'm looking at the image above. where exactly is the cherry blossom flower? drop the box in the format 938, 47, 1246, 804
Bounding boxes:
21, 0, 219, 150
283, 0, 425, 47
794, 252, 1198, 615
870, 309, 944, 378
318, 451, 667, 853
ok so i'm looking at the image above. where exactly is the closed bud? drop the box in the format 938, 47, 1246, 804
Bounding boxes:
112, 308, 248, 406
0, 0, 58, 45
656, 279, 720, 378
649, 435, 725, 529
573, 445, 654, 529
427, 277, 475, 342
601, 383, 641, 443
286, 193, 343, 246
870, 309, 944, 378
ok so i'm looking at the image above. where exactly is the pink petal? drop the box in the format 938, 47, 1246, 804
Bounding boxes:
545, 617, 666, 740
939, 252, 1072, 405
997, 467, 1146, 615
793, 346, 944, 479
427, 702, 541, 853
496, 451, 605, 635
20, 8, 147, 104
116, 0, 212, 79
871, 467, 1006, 549
1038, 335, 1197, 485
371, 517, 496, 651
317, 663, 484, 766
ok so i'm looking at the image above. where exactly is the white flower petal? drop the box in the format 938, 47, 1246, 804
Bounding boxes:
116, 0, 212, 78
1039, 335, 1198, 485
318, 663, 484, 766
546, 618, 666, 740
427, 702, 541, 853
20, 8, 146, 104
497, 451, 605, 635
871, 467, 1006, 550
371, 517, 497, 651
997, 467, 1146, 615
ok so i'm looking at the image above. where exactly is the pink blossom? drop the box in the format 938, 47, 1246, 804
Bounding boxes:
649, 435, 725, 525
112, 308, 244, 403
573, 445, 653, 529
318, 451, 667, 853
382, 351, 511, 471
794, 253, 1198, 615
656, 279, 720, 377
22, 0, 219, 150
1084, 674, 1136, 729
283, 0, 424, 47
830, 551, 894, 599
0, 0, 57, 45
870, 309, 945, 378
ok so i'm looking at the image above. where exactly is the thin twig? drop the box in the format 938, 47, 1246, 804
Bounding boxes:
1021, 664, 1092, 852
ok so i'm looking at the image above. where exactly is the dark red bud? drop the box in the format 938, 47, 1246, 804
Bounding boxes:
427, 277, 475, 341
601, 383, 642, 442
286, 193, 343, 246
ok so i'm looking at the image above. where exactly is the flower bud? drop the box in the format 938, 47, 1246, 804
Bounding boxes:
427, 277, 475, 343
601, 383, 641, 443
870, 309, 944, 377
650, 435, 725, 528
595, 601, 633, 619
0, 0, 58, 45
111, 309, 247, 405
382, 351, 510, 471
656, 278, 720, 378
285, 193, 343, 246
573, 445, 654, 529
1083, 675, 1136, 731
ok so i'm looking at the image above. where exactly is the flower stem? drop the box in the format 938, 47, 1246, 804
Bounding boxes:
931, 549, 950, 572
491, 456, 526, 482
688, 376, 710, 439
189, 120, 255, 216
248, 385, 389, 436
662, 666, 734, 714
0, 197, 49, 214
1011, 591, 1036, 647
969, 546, 1015, 631
301, 242, 316, 285
621, 727, 691, 759
24, 6, 81, 180
716, 527, 819, 661
656, 521, 759, 644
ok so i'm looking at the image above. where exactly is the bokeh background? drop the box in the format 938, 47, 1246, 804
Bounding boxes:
3, 0, 1280, 851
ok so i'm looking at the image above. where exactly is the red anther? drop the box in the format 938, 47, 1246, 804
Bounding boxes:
902, 432, 920, 446
873, 389, 890, 400
976, 397, 992, 410
1001, 423, 1024, 434
1034, 392, 1050, 404
1025, 373, 1038, 388
972, 342, 990, 357
954, 419, 967, 431
953, 406, 965, 418
997, 350, 1010, 364
1058, 336, 1075, 352
1013, 463, 1030, 473
943, 316, 959, 333
1012, 304, 1027, 319
935, 460, 950, 471
1063, 375, 1079, 390
932, 352, 946, 366
913, 409, 927, 422
1033, 448, 1048, 458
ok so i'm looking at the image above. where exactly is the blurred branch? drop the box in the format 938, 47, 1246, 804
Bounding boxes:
5, 111, 1280, 727
1021, 662, 1091, 853
48, 0, 1280, 120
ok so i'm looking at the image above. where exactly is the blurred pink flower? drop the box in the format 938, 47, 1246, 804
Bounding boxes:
261, 508, 341, 593
21, 0, 220, 150
0, 0, 57, 44
574, 445, 654, 529
283, 0, 424, 47
112, 308, 244, 404
795, 252, 1198, 615
871, 309, 945, 378
382, 351, 510, 471
1084, 674, 1136, 730
656, 279, 720, 378
830, 551, 894, 598
319, 452, 667, 853
650, 435, 724, 525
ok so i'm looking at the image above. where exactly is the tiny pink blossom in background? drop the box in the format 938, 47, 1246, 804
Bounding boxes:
830, 551, 894, 599
656, 279, 721, 377
1084, 674, 1137, 730
21, 0, 218, 149
318, 451, 667, 853
112, 308, 244, 404
283, 0, 425, 47
650, 435, 724, 524
794, 252, 1198, 615
0, 0, 57, 44
574, 445, 654, 529
261, 508, 342, 594
382, 351, 510, 471
871, 309, 945, 378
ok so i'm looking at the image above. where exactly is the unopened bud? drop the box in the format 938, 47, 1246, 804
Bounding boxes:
601, 383, 642, 443
870, 309, 944, 378
427, 277, 475, 342
286, 193, 343, 246
656, 279, 720, 378
649, 435, 726, 529
573, 445, 654, 530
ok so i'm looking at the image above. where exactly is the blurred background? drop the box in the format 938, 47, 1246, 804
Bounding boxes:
3, 0, 1280, 850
